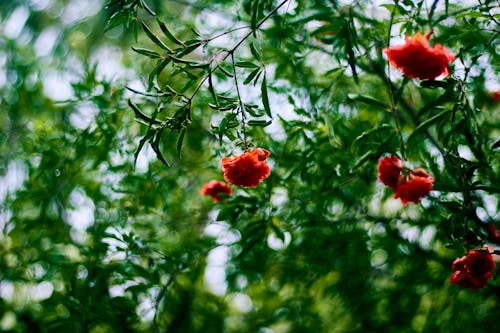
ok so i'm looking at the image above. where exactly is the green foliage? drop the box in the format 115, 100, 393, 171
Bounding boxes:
1, 0, 499, 332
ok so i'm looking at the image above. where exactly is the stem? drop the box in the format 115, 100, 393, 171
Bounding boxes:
188, 0, 291, 101
385, 0, 407, 159
231, 52, 248, 149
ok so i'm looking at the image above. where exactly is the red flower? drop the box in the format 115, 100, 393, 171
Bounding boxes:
393, 168, 434, 205
222, 148, 271, 187
492, 90, 500, 102
378, 155, 403, 190
383, 32, 455, 80
487, 224, 500, 244
450, 250, 496, 290
200, 180, 232, 202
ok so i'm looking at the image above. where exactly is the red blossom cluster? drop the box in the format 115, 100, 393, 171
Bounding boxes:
383, 32, 455, 80
200, 180, 232, 202
450, 250, 496, 290
378, 155, 434, 205
222, 148, 271, 187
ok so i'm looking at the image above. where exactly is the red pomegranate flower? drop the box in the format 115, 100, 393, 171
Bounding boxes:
378, 155, 403, 191
487, 224, 500, 244
394, 168, 434, 205
200, 180, 232, 202
450, 250, 496, 290
383, 32, 455, 80
222, 148, 271, 187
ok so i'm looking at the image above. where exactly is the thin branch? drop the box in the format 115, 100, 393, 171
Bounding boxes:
385, 0, 407, 159
188, 0, 291, 101
231, 52, 248, 149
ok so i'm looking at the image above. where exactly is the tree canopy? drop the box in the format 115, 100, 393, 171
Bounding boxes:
1, 0, 499, 332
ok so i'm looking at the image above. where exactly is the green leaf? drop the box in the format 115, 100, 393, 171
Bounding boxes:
128, 100, 162, 126
157, 19, 185, 46
353, 124, 394, 147
249, 42, 261, 61
235, 61, 259, 68
251, 0, 260, 33
243, 67, 262, 85
141, 22, 171, 51
131, 47, 162, 59
261, 74, 272, 118
176, 128, 186, 159
177, 42, 202, 58
407, 109, 451, 143
247, 120, 272, 127
217, 64, 234, 77
134, 131, 155, 169
152, 127, 170, 167
139, 0, 156, 16
208, 71, 219, 107
148, 58, 171, 89
219, 113, 238, 144
347, 93, 388, 109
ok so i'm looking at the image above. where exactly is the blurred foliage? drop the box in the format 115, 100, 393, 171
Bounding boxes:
0, 0, 499, 332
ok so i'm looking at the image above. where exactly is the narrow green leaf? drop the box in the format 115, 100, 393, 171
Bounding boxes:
347, 93, 388, 109
247, 120, 272, 127
261, 74, 272, 118
249, 42, 261, 61
407, 109, 451, 143
128, 100, 162, 125
219, 113, 237, 144
353, 124, 394, 146
152, 127, 170, 167
235, 61, 258, 68
148, 58, 171, 89
251, 0, 260, 33
208, 71, 219, 106
157, 19, 185, 46
139, 0, 156, 16
176, 128, 186, 159
352, 150, 376, 170
131, 46, 162, 58
217, 64, 234, 77
134, 131, 155, 169
141, 22, 171, 51
243, 67, 262, 85
177, 42, 202, 58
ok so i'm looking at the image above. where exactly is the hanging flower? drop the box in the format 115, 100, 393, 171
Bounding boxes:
378, 155, 403, 191
222, 148, 271, 188
377, 155, 434, 205
383, 32, 455, 80
450, 250, 496, 290
394, 168, 434, 205
200, 180, 232, 202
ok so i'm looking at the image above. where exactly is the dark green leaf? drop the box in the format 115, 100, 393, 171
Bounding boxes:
176, 128, 186, 159
261, 74, 272, 118
139, 0, 156, 16
243, 67, 262, 85
141, 22, 171, 51
249, 42, 261, 61
247, 120, 272, 127
131, 46, 162, 58
407, 109, 451, 143
235, 61, 259, 68
128, 100, 162, 125
208, 71, 219, 107
157, 19, 185, 46
347, 93, 388, 109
